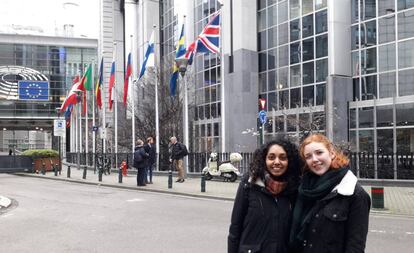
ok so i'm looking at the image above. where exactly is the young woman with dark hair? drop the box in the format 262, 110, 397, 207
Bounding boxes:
228, 138, 302, 253
289, 133, 371, 253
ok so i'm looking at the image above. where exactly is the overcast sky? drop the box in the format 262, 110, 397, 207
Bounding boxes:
0, 0, 99, 38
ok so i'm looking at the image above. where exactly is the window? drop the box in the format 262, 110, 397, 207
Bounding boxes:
302, 14, 314, 38
361, 48, 377, 74
279, 45, 289, 67
268, 26, 277, 48
303, 61, 314, 84
378, 0, 396, 17
316, 34, 328, 58
287, 114, 297, 131
268, 48, 277, 69
279, 90, 289, 109
316, 83, 325, 105
398, 0, 414, 11
397, 128, 414, 153
302, 0, 313, 15
361, 20, 376, 47
377, 105, 394, 127
398, 39, 414, 69
290, 64, 301, 87
290, 0, 300, 19
303, 85, 314, 106
396, 103, 414, 126
258, 31, 267, 51
259, 73, 267, 92
279, 67, 289, 89
259, 52, 267, 71
290, 42, 301, 64
379, 43, 396, 72
268, 91, 277, 111
316, 58, 328, 82
359, 130, 374, 153
398, 9, 414, 39
361, 75, 377, 100
350, 108, 356, 128
290, 88, 301, 108
361, 0, 376, 20
359, 107, 374, 128
258, 9, 266, 31
278, 0, 288, 23
268, 70, 277, 91
278, 23, 289, 45
268, 5, 277, 27
303, 38, 314, 61
315, 10, 327, 34
290, 19, 300, 42
377, 129, 393, 153
399, 69, 414, 96
315, 0, 327, 10
379, 72, 396, 98
351, 25, 360, 50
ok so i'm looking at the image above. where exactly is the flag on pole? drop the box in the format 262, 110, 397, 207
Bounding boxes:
124, 52, 132, 107
186, 10, 221, 61
95, 57, 103, 110
59, 75, 83, 113
64, 103, 73, 128
138, 31, 155, 80
169, 24, 186, 97
79, 64, 92, 115
108, 60, 116, 110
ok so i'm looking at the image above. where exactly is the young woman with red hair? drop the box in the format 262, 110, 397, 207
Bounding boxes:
289, 133, 371, 253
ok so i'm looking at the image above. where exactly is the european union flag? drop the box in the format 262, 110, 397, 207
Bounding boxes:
18, 81, 49, 101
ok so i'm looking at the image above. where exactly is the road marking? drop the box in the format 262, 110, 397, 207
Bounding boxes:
126, 198, 145, 202
406, 232, 414, 235
370, 230, 387, 233
370, 230, 414, 235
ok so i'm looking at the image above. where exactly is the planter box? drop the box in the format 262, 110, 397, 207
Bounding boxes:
33, 157, 60, 172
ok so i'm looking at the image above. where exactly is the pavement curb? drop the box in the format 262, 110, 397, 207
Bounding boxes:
13, 173, 236, 202
0, 195, 11, 209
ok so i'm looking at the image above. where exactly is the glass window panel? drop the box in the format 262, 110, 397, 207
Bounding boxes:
278, 23, 289, 45
379, 43, 396, 72
316, 58, 328, 82
399, 69, 414, 96
201, 124, 206, 137
290, 42, 301, 64
278, 67, 289, 89
398, 9, 414, 40
259, 72, 267, 92
258, 9, 266, 31
316, 34, 328, 58
379, 72, 396, 98
379, 0, 396, 17
379, 15, 396, 44
311, 111, 325, 130
279, 89, 289, 109
316, 83, 325, 105
290, 19, 301, 42
303, 61, 314, 84
361, 0, 376, 20
315, 0, 327, 10
351, 25, 360, 50
303, 38, 314, 61
353, 78, 360, 101
290, 0, 300, 20
352, 0, 359, 23
268, 5, 277, 27
315, 10, 327, 34
303, 85, 315, 106
268, 91, 277, 111
396, 103, 414, 126
211, 102, 217, 118
258, 0, 267, 10
290, 64, 301, 87
205, 86, 211, 103
279, 45, 289, 67
287, 114, 297, 131
302, 14, 314, 38
361, 75, 377, 100
398, 0, 414, 11
214, 122, 219, 136
302, 0, 313, 15
352, 51, 360, 77
361, 47, 377, 74
350, 108, 356, 128
199, 106, 204, 120
268, 26, 277, 48
350, 130, 357, 151
259, 52, 267, 71
211, 85, 217, 101
361, 20, 377, 48
278, 1, 288, 23
377, 105, 394, 127
258, 30, 267, 51
207, 123, 212, 136
359, 107, 374, 128
396, 128, 414, 153
359, 130, 375, 153
268, 49, 277, 69
268, 70, 277, 91
299, 113, 311, 131
398, 39, 414, 69
205, 104, 210, 119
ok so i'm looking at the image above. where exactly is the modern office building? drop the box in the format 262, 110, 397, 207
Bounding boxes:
0, 33, 97, 152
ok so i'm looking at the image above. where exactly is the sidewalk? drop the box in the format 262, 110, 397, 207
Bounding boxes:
9, 164, 414, 217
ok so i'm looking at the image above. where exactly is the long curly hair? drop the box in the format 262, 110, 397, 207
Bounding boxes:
249, 138, 302, 184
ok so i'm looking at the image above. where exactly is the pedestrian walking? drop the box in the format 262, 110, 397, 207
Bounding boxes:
144, 136, 156, 184
289, 133, 371, 253
228, 138, 302, 253
169, 136, 188, 183
134, 139, 149, 186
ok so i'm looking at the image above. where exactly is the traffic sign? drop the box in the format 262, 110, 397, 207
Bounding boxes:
259, 110, 267, 124
53, 119, 66, 137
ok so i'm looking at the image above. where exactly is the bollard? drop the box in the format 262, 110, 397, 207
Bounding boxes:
118, 167, 123, 183
371, 187, 384, 209
82, 165, 87, 179
41, 162, 46, 175
56, 163, 61, 175
54, 163, 58, 176
168, 170, 173, 189
201, 173, 206, 192
67, 165, 71, 178
98, 166, 103, 182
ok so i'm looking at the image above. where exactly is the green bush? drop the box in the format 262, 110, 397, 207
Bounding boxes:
21, 149, 59, 158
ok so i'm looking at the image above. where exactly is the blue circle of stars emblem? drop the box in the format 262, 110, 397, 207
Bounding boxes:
25, 83, 43, 99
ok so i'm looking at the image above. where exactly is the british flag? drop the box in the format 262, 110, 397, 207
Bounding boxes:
186, 10, 221, 61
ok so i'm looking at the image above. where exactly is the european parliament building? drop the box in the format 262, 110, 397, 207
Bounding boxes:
0, 33, 97, 153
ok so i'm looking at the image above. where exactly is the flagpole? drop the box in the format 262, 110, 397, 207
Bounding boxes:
92, 61, 96, 166
220, 9, 225, 152
114, 41, 118, 167
130, 35, 136, 155
102, 56, 107, 155
182, 15, 189, 176
153, 24, 160, 172
85, 66, 89, 167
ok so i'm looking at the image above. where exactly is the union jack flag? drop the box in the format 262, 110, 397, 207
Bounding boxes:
186, 10, 221, 61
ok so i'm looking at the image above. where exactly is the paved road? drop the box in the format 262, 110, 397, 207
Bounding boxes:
1, 174, 414, 253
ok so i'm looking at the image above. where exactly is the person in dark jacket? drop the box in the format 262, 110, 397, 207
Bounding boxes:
169, 136, 188, 183
134, 139, 149, 186
228, 138, 302, 253
289, 133, 371, 253
144, 136, 156, 184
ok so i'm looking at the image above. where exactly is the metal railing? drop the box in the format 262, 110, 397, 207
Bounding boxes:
65, 152, 414, 180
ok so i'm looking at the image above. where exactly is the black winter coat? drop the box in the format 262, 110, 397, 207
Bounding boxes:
133, 146, 149, 169
228, 177, 296, 253
170, 142, 187, 160
299, 172, 371, 253
144, 143, 156, 165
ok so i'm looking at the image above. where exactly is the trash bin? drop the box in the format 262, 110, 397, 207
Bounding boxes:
371, 187, 384, 209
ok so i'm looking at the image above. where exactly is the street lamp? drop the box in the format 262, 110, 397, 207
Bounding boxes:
175, 57, 189, 175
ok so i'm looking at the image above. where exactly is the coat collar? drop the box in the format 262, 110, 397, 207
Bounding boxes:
248, 177, 265, 188
333, 170, 358, 196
